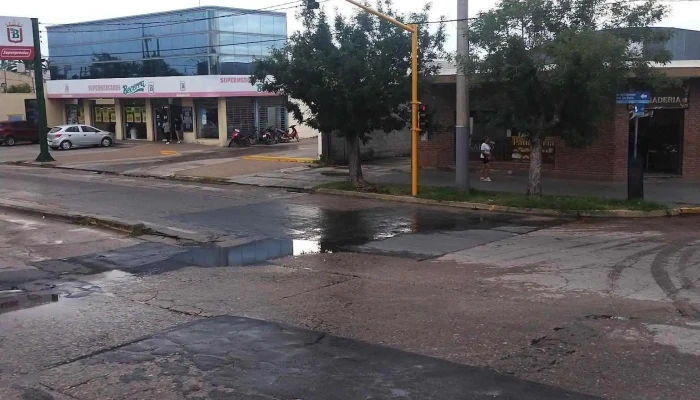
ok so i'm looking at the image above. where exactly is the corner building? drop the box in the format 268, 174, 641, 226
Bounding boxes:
45, 6, 287, 145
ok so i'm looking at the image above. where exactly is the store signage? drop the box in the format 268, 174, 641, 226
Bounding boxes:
510, 136, 555, 164
122, 80, 146, 95
626, 88, 689, 110
0, 16, 34, 60
47, 75, 277, 99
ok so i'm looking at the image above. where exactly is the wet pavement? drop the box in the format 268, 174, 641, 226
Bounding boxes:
28, 316, 598, 400
2, 165, 700, 399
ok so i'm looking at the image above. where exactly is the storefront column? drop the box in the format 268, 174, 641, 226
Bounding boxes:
145, 99, 155, 141
82, 100, 92, 126
114, 99, 124, 140
217, 97, 228, 147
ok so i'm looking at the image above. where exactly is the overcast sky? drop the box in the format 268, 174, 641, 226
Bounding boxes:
2, 0, 698, 55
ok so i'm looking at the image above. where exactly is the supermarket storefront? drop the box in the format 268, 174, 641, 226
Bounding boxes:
45, 75, 285, 146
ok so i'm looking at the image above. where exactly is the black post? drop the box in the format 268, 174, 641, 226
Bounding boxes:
627, 116, 643, 199
32, 18, 54, 163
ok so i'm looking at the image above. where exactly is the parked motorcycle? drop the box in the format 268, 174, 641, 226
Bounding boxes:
271, 125, 300, 143
228, 128, 257, 147
261, 127, 276, 145
287, 125, 300, 142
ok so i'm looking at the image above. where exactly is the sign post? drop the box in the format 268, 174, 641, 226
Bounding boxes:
0, 16, 52, 162
616, 92, 650, 200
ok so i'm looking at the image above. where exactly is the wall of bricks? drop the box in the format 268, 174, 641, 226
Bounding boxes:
682, 79, 700, 178
327, 129, 412, 162
418, 84, 457, 169
553, 105, 629, 181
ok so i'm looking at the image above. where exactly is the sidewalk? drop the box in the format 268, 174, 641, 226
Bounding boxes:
192, 157, 700, 206
13, 141, 698, 206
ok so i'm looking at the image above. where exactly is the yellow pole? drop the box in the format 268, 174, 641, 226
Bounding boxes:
411, 25, 419, 197
342, 0, 419, 196
343, 0, 414, 31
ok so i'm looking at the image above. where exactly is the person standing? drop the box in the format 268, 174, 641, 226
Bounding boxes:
163, 119, 171, 144
480, 136, 492, 182
173, 114, 182, 144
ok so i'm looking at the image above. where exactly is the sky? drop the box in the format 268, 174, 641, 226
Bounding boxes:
2, 0, 699, 56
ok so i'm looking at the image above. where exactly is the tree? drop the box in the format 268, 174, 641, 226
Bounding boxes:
251, 1, 446, 185
468, 0, 671, 196
7, 82, 32, 93
88, 53, 141, 79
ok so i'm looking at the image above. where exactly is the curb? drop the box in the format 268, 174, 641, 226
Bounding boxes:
242, 155, 316, 163
0, 198, 204, 241
314, 188, 679, 218
7, 161, 313, 192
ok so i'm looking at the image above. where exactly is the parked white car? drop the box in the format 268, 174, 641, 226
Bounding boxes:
48, 125, 115, 150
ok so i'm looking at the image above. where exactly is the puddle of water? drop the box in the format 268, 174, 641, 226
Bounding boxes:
171, 239, 329, 269
0, 292, 58, 315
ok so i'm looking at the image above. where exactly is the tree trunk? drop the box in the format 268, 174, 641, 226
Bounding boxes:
346, 134, 365, 187
527, 137, 543, 197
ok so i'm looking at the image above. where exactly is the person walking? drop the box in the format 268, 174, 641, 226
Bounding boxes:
480, 136, 492, 182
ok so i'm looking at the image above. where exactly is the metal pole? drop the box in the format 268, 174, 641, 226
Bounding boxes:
342, 0, 419, 196
455, 0, 470, 191
411, 25, 419, 197
32, 18, 54, 163
633, 117, 639, 159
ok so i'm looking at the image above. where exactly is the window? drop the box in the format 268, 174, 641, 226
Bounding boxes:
81, 126, 100, 133
260, 16, 275, 35
218, 13, 234, 32
195, 100, 219, 139
65, 126, 80, 133
247, 14, 262, 34
232, 14, 248, 32
49, 127, 62, 133
273, 16, 287, 36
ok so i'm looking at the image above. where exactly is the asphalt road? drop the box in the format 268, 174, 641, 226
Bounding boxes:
2, 164, 700, 399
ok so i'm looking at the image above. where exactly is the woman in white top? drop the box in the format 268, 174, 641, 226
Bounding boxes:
480, 137, 492, 182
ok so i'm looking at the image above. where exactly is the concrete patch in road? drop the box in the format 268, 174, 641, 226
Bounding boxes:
38, 316, 600, 400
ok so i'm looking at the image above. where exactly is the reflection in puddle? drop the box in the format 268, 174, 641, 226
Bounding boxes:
172, 239, 329, 269
0, 292, 58, 315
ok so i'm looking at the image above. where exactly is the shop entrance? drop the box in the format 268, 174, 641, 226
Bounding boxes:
631, 109, 684, 175
153, 101, 183, 142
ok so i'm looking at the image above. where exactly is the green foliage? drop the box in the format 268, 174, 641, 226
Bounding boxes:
468, 0, 671, 147
317, 181, 666, 211
253, 1, 445, 141
7, 83, 32, 93
251, 1, 446, 183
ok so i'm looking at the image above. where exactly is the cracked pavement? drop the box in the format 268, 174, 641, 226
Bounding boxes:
1, 165, 700, 399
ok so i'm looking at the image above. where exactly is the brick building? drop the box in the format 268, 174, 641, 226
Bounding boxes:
420, 29, 700, 181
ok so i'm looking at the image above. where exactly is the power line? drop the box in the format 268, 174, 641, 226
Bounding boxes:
41, 1, 302, 30
47, 37, 288, 60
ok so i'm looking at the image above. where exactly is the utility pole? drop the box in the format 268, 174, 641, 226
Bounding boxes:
33, 18, 54, 162
455, 0, 470, 191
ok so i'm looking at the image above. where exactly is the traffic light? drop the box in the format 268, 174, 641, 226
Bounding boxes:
418, 103, 429, 131
306, 0, 320, 9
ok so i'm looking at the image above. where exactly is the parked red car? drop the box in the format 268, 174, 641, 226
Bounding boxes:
0, 121, 38, 146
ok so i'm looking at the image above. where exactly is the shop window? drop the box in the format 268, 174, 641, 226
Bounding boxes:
124, 100, 147, 140
196, 100, 219, 139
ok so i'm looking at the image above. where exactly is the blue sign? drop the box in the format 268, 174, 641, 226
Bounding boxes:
632, 104, 645, 118
616, 92, 651, 104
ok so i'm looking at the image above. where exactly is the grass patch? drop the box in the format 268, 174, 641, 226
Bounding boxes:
317, 181, 666, 212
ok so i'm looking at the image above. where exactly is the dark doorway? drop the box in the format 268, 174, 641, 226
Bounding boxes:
630, 109, 684, 174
